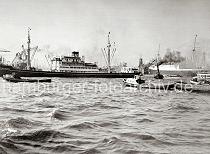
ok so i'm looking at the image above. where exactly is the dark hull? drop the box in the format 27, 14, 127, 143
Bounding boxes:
0, 68, 135, 78
4, 78, 51, 83
149, 69, 201, 77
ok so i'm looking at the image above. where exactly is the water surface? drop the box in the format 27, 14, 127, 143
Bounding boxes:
0, 78, 209, 154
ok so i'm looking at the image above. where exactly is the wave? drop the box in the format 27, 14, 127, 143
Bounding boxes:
169, 103, 197, 112
121, 133, 157, 140
120, 132, 175, 146
7, 129, 69, 143
34, 100, 57, 109
124, 150, 153, 154
96, 121, 120, 127
41, 144, 82, 153
0, 146, 7, 154
0, 140, 26, 154
102, 136, 121, 145
5, 117, 40, 129
163, 132, 184, 138
78, 148, 101, 154
91, 102, 122, 110
50, 109, 69, 120
39, 92, 58, 97
64, 121, 119, 131
201, 118, 210, 122
65, 122, 98, 130
134, 113, 147, 116
138, 118, 154, 123
146, 108, 164, 112
1, 129, 80, 153
0, 107, 37, 113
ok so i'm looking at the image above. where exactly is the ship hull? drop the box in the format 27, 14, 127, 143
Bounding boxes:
0, 68, 135, 78
149, 69, 203, 77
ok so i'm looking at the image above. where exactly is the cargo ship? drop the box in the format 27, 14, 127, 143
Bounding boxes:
0, 29, 135, 78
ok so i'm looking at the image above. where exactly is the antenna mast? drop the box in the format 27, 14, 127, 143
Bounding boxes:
27, 27, 31, 70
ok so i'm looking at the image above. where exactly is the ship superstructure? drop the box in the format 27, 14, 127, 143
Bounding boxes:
51, 51, 99, 73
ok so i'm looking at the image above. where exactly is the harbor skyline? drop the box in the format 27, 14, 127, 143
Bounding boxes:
1, 0, 210, 68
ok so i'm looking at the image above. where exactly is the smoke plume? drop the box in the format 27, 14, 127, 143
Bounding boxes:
159, 49, 185, 65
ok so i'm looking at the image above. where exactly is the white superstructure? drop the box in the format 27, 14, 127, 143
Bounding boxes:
51, 51, 99, 73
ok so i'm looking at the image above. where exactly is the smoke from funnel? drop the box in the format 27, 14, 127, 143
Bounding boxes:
159, 49, 185, 65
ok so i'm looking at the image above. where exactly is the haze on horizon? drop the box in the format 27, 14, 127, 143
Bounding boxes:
0, 0, 210, 69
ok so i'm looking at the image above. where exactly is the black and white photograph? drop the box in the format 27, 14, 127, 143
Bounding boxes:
0, 0, 210, 153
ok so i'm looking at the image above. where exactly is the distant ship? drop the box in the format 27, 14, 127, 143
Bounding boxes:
149, 63, 203, 76
0, 29, 135, 78
148, 35, 207, 77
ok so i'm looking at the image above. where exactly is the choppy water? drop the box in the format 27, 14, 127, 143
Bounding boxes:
0, 78, 210, 154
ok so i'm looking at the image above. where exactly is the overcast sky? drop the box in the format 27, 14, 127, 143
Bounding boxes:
0, 0, 210, 68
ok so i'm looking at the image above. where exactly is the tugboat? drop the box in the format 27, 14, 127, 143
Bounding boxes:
175, 73, 210, 93
123, 74, 145, 87
154, 44, 164, 79
175, 80, 210, 93
190, 73, 210, 85
154, 63, 164, 79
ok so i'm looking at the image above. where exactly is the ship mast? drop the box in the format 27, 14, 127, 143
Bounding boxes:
193, 34, 197, 52
107, 32, 111, 73
192, 34, 197, 68
27, 27, 31, 70
101, 32, 116, 73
